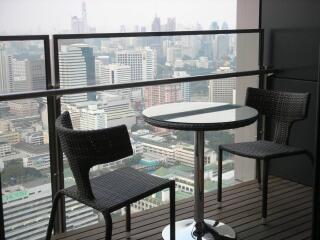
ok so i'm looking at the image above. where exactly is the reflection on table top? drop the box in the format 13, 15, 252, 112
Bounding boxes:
142, 102, 258, 131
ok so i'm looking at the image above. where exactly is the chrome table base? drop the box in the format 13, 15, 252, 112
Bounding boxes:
163, 131, 236, 240
162, 219, 236, 240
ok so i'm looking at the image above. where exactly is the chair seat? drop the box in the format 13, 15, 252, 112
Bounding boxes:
220, 140, 307, 159
63, 167, 171, 212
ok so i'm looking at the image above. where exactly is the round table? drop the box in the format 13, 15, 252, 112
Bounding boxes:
142, 102, 258, 240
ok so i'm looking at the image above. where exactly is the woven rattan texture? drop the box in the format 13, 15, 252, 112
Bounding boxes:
56, 112, 133, 199
245, 87, 310, 145
63, 166, 170, 212
220, 140, 307, 159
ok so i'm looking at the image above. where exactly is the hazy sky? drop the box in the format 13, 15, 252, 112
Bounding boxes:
0, 0, 236, 35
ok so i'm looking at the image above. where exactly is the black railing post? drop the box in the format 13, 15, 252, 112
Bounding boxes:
48, 35, 66, 234
257, 29, 265, 141
312, 46, 320, 240
48, 95, 65, 234
0, 173, 5, 239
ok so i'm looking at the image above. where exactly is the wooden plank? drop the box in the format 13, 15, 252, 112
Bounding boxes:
54, 177, 269, 239
70, 178, 287, 240
53, 177, 312, 240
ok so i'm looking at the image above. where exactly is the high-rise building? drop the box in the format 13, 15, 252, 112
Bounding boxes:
0, 43, 10, 93
71, 16, 85, 34
99, 93, 136, 129
79, 105, 107, 130
151, 15, 161, 32
11, 59, 31, 92
144, 84, 185, 108
96, 64, 131, 98
3, 183, 98, 240
217, 22, 230, 60
9, 58, 45, 93
59, 45, 88, 104
73, 44, 96, 101
82, 1, 87, 30
208, 67, 236, 103
70, 2, 95, 33
166, 18, 176, 31
116, 47, 156, 82
166, 47, 182, 66
27, 59, 46, 91
217, 35, 230, 60
144, 70, 190, 108
210, 22, 219, 62
172, 71, 191, 102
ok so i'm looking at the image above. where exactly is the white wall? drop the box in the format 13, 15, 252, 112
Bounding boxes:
234, 0, 260, 182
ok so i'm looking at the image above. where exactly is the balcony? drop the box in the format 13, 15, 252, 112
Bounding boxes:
53, 177, 312, 240
0, 15, 319, 240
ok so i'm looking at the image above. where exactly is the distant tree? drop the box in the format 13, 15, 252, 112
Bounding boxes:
2, 159, 44, 187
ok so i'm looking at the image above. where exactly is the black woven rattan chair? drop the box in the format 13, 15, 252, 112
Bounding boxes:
217, 87, 313, 224
46, 111, 175, 240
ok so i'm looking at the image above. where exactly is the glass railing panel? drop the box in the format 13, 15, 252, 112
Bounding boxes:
0, 98, 51, 240
56, 33, 259, 95
0, 39, 51, 240
0, 40, 47, 94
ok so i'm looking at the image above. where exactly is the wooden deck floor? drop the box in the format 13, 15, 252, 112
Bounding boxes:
54, 177, 312, 240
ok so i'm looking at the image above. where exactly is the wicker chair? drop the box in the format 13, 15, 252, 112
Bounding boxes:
217, 87, 313, 224
46, 111, 175, 240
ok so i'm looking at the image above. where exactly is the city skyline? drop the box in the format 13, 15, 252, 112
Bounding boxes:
0, 2, 242, 237
0, 0, 236, 35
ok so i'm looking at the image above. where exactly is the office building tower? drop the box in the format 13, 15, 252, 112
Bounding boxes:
108, 64, 131, 98
116, 48, 156, 82
210, 21, 219, 30
166, 18, 176, 31
9, 58, 45, 93
217, 35, 230, 60
173, 71, 191, 102
79, 105, 107, 130
117, 48, 157, 106
82, 2, 87, 30
99, 93, 136, 129
3, 183, 98, 240
144, 84, 184, 108
151, 15, 161, 32
166, 47, 182, 66
200, 36, 213, 59
210, 22, 219, 62
216, 22, 230, 60
144, 70, 191, 108
0, 43, 10, 93
71, 16, 85, 34
151, 15, 162, 51
73, 44, 96, 101
59, 45, 88, 104
27, 59, 46, 91
11, 59, 31, 92
96, 63, 131, 99
208, 67, 236, 103
70, 2, 95, 33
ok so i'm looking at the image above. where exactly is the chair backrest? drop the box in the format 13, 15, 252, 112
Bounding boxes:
56, 111, 133, 199
245, 87, 310, 145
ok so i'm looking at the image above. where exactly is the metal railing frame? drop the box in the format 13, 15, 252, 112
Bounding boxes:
0, 29, 276, 237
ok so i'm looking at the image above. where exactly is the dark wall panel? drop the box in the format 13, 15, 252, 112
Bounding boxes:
267, 77, 316, 186
262, 0, 320, 81
262, 0, 320, 185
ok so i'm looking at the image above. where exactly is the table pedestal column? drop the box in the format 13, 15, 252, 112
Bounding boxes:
162, 131, 237, 240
